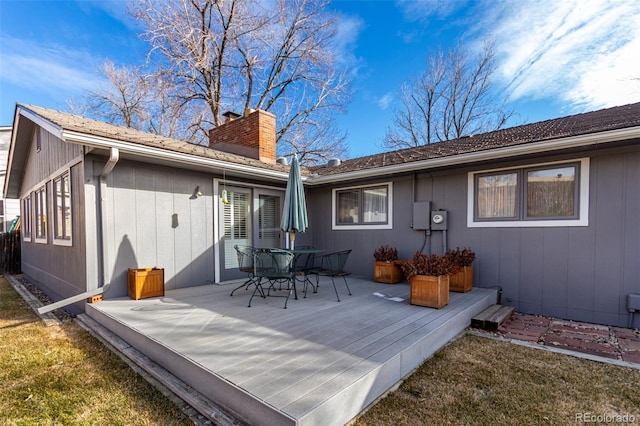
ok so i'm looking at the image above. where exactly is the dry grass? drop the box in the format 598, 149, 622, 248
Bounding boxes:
0, 278, 193, 425
355, 334, 640, 425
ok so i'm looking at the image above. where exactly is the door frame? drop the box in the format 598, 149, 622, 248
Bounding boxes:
213, 178, 285, 283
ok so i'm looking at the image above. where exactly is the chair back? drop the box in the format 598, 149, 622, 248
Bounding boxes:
235, 245, 254, 272
253, 249, 295, 279
293, 246, 319, 271
321, 249, 352, 274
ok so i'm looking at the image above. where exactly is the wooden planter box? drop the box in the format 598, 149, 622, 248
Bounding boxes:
128, 268, 164, 300
450, 265, 473, 293
374, 260, 403, 284
410, 274, 449, 309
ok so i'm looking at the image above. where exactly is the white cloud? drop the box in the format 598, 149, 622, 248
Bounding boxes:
396, 0, 469, 21
76, 0, 142, 32
333, 13, 365, 74
0, 35, 106, 97
474, 0, 640, 111
395, 0, 640, 112
377, 92, 394, 110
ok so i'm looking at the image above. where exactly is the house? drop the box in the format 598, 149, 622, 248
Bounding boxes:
0, 127, 21, 231
4, 102, 640, 327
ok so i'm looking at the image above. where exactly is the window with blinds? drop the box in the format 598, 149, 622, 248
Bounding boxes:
258, 194, 280, 247
223, 190, 251, 268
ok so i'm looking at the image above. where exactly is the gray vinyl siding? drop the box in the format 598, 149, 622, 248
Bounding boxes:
21, 160, 87, 313
98, 159, 215, 299
20, 127, 83, 193
309, 144, 640, 327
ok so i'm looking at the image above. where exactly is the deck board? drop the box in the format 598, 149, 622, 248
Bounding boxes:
86, 276, 496, 425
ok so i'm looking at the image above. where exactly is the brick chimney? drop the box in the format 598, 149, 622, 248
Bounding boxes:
208, 109, 277, 164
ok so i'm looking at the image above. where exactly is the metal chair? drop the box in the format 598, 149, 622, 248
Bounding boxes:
309, 249, 352, 302
292, 246, 320, 297
229, 245, 257, 296
249, 248, 296, 308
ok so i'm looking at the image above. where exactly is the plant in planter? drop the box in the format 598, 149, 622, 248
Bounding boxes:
373, 245, 402, 284
445, 247, 476, 293
401, 252, 459, 308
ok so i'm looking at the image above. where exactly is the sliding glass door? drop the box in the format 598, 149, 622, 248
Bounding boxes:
219, 186, 283, 281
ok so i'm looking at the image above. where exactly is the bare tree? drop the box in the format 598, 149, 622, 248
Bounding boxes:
78, 0, 350, 166
84, 61, 148, 129
384, 42, 512, 150
78, 62, 202, 142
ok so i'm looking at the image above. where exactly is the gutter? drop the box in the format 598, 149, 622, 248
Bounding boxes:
62, 130, 291, 182
306, 127, 640, 185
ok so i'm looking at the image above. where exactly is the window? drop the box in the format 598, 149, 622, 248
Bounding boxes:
34, 186, 47, 242
53, 171, 72, 244
0, 200, 4, 233
22, 196, 32, 241
468, 158, 589, 227
36, 128, 42, 152
332, 182, 393, 230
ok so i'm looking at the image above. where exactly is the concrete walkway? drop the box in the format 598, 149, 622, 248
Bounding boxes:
491, 312, 640, 364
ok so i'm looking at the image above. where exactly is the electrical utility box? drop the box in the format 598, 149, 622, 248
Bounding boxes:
431, 209, 448, 230
412, 201, 431, 230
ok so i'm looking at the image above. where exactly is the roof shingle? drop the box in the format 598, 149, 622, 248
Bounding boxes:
310, 102, 640, 176
19, 104, 290, 174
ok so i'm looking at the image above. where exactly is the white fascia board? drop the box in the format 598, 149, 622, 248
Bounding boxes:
307, 127, 640, 185
18, 107, 64, 138
61, 130, 292, 182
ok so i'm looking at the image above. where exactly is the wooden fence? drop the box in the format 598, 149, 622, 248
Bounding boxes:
0, 230, 21, 274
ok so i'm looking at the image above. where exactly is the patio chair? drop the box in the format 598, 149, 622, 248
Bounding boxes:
309, 249, 352, 302
292, 245, 320, 297
229, 245, 257, 296
249, 248, 296, 308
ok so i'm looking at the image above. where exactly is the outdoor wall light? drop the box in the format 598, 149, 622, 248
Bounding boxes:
191, 185, 203, 199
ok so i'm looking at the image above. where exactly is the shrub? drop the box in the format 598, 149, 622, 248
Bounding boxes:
401, 251, 459, 280
373, 245, 398, 262
445, 247, 476, 268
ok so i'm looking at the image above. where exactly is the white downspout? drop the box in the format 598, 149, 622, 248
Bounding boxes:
99, 148, 119, 289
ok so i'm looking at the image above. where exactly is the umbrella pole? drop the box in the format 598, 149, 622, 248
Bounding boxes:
290, 232, 295, 250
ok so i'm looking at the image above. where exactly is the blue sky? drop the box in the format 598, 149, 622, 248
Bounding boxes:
1, 0, 639, 158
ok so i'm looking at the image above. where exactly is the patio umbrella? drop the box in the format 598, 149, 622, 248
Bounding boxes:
280, 155, 308, 249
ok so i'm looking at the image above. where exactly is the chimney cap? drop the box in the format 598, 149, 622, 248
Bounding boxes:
222, 111, 242, 120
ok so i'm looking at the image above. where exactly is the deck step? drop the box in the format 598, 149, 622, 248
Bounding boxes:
471, 304, 515, 330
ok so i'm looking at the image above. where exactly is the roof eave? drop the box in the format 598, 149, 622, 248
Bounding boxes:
61, 130, 292, 182
307, 127, 640, 185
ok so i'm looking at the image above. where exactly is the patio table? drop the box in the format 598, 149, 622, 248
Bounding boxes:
285, 247, 324, 299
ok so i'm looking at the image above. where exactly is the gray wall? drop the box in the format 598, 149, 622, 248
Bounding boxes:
20, 127, 87, 313
98, 159, 215, 298
308, 145, 640, 327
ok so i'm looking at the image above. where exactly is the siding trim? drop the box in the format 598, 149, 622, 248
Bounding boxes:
20, 155, 83, 199
466, 157, 590, 228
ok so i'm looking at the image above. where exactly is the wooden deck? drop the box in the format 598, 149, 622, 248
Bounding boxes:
85, 276, 497, 425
